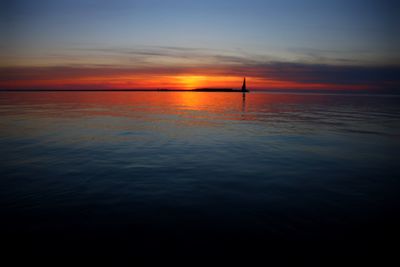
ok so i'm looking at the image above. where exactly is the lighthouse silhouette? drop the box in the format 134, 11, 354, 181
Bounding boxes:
241, 77, 249, 92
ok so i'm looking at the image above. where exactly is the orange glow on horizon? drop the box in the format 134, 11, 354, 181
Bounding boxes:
0, 73, 375, 91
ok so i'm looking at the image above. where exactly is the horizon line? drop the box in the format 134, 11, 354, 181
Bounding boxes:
1, 88, 399, 95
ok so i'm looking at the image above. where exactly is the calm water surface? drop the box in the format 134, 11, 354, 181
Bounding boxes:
1, 92, 399, 254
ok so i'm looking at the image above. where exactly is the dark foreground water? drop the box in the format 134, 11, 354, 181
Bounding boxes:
1, 92, 399, 259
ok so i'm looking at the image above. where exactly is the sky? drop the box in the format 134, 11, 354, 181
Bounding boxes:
1, 0, 399, 91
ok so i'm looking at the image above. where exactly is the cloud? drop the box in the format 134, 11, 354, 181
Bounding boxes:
229, 62, 400, 86
65, 45, 257, 66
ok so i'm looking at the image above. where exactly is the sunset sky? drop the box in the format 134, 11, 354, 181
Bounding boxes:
1, 0, 399, 91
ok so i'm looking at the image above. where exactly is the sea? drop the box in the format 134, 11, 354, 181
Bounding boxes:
0, 91, 399, 259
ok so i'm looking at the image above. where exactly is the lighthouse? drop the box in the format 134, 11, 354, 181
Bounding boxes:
241, 77, 249, 92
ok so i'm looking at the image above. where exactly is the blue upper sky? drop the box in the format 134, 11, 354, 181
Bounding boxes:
1, 0, 399, 66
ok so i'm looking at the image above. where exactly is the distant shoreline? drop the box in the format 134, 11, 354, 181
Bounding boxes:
0, 89, 398, 96
0, 89, 244, 92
